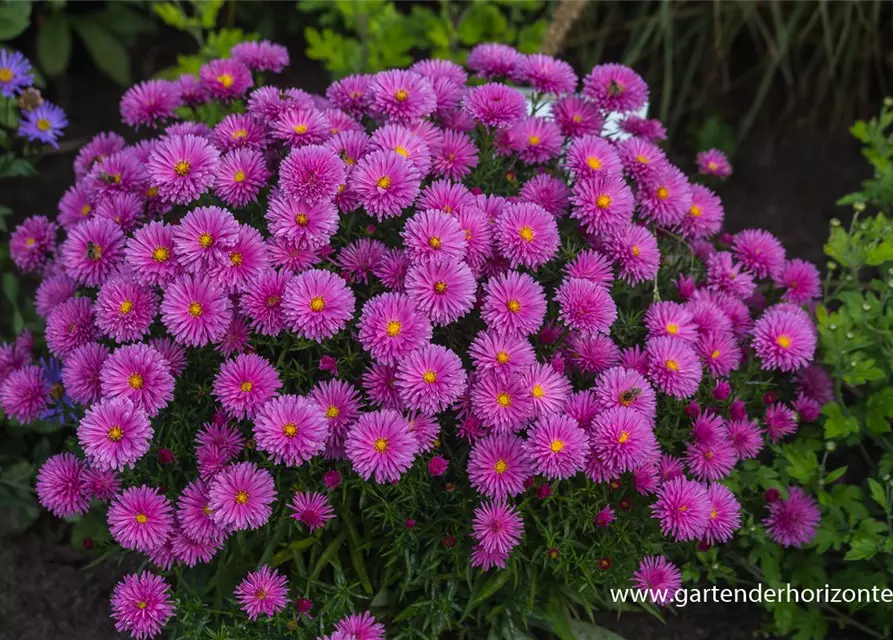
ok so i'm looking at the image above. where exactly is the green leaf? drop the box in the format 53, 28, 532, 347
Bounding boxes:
867, 478, 887, 509
821, 403, 860, 439
844, 535, 878, 561
824, 466, 847, 484
153, 2, 188, 30
866, 240, 893, 266
72, 19, 131, 86
197, 0, 224, 29
3, 272, 19, 304
37, 11, 72, 76
569, 620, 628, 640
0, 1, 32, 41
344, 516, 373, 595
270, 536, 316, 567
465, 570, 511, 614
866, 388, 893, 434
309, 530, 345, 580
516, 20, 548, 54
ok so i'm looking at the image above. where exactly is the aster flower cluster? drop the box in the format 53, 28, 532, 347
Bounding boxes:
12, 42, 827, 635
0, 49, 68, 149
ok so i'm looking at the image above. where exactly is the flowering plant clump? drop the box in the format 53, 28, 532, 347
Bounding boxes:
6, 40, 825, 638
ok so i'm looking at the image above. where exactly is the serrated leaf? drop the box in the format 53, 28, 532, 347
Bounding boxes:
37, 11, 71, 76
867, 478, 887, 509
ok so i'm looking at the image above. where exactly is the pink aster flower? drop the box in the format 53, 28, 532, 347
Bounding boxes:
334, 611, 386, 640
345, 409, 419, 483
81, 465, 121, 502
214, 148, 269, 208
61, 216, 126, 287
795, 364, 834, 405
351, 149, 420, 220
697, 148, 733, 178
171, 528, 222, 566
428, 455, 449, 476
608, 224, 660, 284
62, 342, 108, 405
78, 397, 152, 471
37, 453, 89, 518
358, 292, 432, 365
402, 209, 467, 263
637, 165, 692, 227
271, 107, 329, 146
697, 331, 742, 377
590, 407, 657, 472
570, 173, 635, 233
177, 479, 226, 545
74, 131, 126, 177
594, 505, 616, 528
111, 572, 175, 639
520, 174, 571, 218
94, 277, 157, 343
241, 268, 290, 336
125, 221, 180, 287
469, 329, 535, 376
511, 117, 563, 164
703, 483, 741, 544
213, 354, 282, 420
462, 83, 527, 129
515, 53, 577, 94
369, 123, 432, 175
594, 366, 656, 420
86, 150, 147, 198
564, 390, 599, 431
706, 251, 756, 299
147, 134, 219, 205
253, 394, 327, 466
234, 565, 289, 621
472, 499, 524, 557
566, 135, 622, 179
338, 238, 387, 284
289, 491, 335, 532
369, 69, 436, 122
565, 249, 613, 288
644, 301, 697, 343
100, 344, 175, 417
646, 336, 703, 399
765, 402, 799, 442
774, 259, 821, 305
362, 361, 401, 411
282, 268, 355, 341
279, 144, 345, 204
93, 192, 144, 233
120, 79, 181, 129
418, 179, 475, 215
212, 113, 267, 152
471, 372, 534, 434
523, 362, 571, 417
395, 344, 466, 413
45, 297, 98, 358
108, 485, 174, 552
677, 184, 723, 240
468, 433, 531, 499
481, 271, 547, 336
524, 414, 588, 480
208, 225, 269, 294
552, 94, 604, 138
199, 58, 253, 100
309, 379, 363, 459
266, 190, 338, 250
231, 40, 289, 72
582, 63, 648, 113
632, 556, 682, 606
725, 419, 764, 460
208, 462, 276, 531
0, 364, 49, 424
732, 229, 786, 279
752, 305, 816, 372
616, 136, 667, 181
404, 258, 476, 326
173, 205, 240, 273
35, 271, 78, 318
685, 437, 737, 481
764, 487, 821, 548
406, 410, 441, 451
566, 332, 621, 375
10, 215, 56, 273
556, 277, 617, 333
652, 477, 710, 541
494, 202, 559, 269
431, 129, 478, 180
470, 544, 508, 571
161, 273, 232, 345
619, 115, 667, 141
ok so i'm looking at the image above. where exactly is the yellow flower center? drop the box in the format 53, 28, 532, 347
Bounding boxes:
708, 161, 718, 171
428, 236, 443, 250
218, 73, 234, 88
108, 426, 124, 442
310, 296, 326, 312
241, 381, 253, 392
495, 351, 510, 364
282, 422, 298, 437
146, 186, 159, 199
596, 194, 611, 209
497, 392, 511, 407
656, 186, 669, 200
394, 145, 409, 157
636, 154, 649, 164
532, 384, 545, 398
377, 176, 391, 189
326, 405, 340, 419
665, 359, 680, 372
230, 252, 243, 266
618, 430, 630, 444
136, 601, 148, 610
386, 320, 402, 336
572, 114, 582, 122
119, 300, 134, 315
266, 295, 280, 307
232, 128, 248, 140
50, 383, 64, 400
422, 370, 437, 384
586, 156, 602, 170
631, 245, 641, 257
710, 508, 718, 520
293, 124, 308, 134
690, 205, 702, 217
295, 213, 309, 226
528, 135, 540, 146
550, 440, 565, 453
174, 160, 191, 176
128, 374, 144, 390
0, 68, 12, 82
678, 504, 688, 512
25, 238, 35, 247
711, 349, 721, 359
666, 323, 678, 335
519, 226, 535, 242
82, 204, 92, 216
434, 281, 448, 294
234, 170, 246, 183
374, 437, 389, 452
394, 89, 409, 102
199, 233, 213, 248
36, 118, 51, 132
494, 459, 508, 474
776, 335, 791, 349
152, 246, 169, 262
235, 490, 249, 504
135, 513, 148, 524
506, 299, 521, 313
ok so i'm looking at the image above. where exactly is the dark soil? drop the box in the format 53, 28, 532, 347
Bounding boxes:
0, 16, 872, 640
